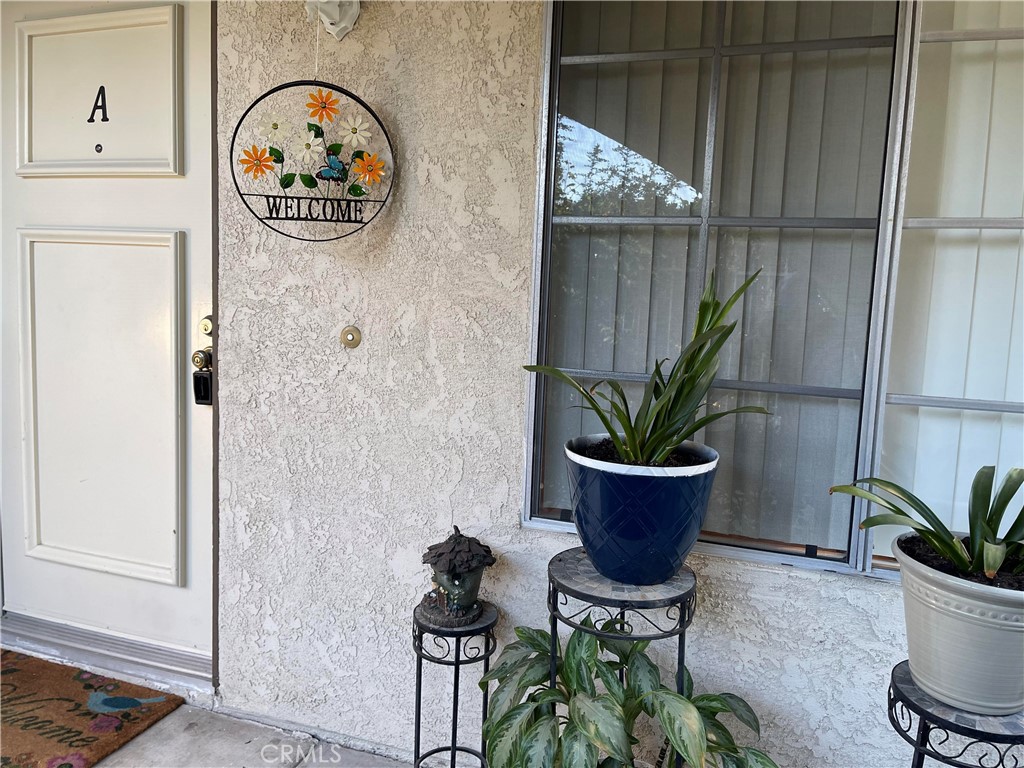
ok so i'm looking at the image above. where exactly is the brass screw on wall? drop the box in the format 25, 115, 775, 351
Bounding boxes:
340, 326, 362, 348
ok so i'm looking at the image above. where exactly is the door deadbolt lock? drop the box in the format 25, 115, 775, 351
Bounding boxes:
199, 315, 214, 336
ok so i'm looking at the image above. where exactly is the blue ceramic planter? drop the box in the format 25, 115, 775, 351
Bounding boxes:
565, 434, 719, 585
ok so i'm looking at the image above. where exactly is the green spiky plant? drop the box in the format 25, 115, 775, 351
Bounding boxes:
525, 271, 768, 466
830, 465, 1024, 579
480, 619, 778, 768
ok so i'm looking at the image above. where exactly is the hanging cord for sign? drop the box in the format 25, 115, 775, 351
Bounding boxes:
309, 6, 321, 83
313, 12, 321, 83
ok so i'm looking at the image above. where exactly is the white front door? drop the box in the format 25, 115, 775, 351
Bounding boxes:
1, 1, 214, 665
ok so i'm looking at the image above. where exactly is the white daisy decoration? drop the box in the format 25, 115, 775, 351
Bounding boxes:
339, 114, 371, 148
291, 132, 324, 165
258, 113, 292, 143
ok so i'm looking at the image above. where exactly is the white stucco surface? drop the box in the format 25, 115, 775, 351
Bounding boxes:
216, 2, 911, 765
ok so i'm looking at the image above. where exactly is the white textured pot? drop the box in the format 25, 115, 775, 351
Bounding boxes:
893, 532, 1024, 715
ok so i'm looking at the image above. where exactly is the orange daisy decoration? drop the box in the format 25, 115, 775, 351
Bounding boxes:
307, 88, 339, 124
238, 145, 274, 179
352, 153, 386, 185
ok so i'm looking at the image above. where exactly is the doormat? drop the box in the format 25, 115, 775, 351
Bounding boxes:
1, 650, 183, 768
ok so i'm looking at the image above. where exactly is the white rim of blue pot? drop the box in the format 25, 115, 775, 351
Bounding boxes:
565, 433, 719, 477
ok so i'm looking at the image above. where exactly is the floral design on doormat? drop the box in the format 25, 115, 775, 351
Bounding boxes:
230, 80, 395, 242
1, 650, 183, 768
43, 754, 87, 768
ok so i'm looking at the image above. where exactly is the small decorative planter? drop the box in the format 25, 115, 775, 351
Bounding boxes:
893, 532, 1024, 715
565, 434, 718, 586
419, 526, 496, 627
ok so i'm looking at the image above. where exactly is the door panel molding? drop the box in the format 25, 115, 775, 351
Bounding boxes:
16, 5, 184, 176
18, 227, 186, 585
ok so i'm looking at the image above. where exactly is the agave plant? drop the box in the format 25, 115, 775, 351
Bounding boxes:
480, 619, 777, 768
526, 271, 767, 466
830, 465, 1024, 578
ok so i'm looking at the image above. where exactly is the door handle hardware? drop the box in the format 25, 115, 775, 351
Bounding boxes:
199, 315, 214, 336
191, 346, 214, 406
191, 347, 213, 371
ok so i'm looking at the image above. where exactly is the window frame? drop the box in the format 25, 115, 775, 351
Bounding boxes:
866, 3, 1024, 570
523, 0, 1024, 578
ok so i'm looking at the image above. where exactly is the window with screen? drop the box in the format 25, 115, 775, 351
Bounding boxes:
528, 0, 1024, 572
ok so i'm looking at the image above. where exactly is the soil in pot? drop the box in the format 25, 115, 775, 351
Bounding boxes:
577, 438, 707, 468
899, 535, 1024, 591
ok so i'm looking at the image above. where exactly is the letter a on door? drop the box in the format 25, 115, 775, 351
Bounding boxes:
87, 86, 109, 123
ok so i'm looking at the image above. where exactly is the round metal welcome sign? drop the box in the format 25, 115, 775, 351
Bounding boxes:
230, 80, 394, 241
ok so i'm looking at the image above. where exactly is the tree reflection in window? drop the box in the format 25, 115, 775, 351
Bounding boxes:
553, 115, 701, 217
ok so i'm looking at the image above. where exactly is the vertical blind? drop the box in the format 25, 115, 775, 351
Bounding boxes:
876, 0, 1024, 558
536, 1, 899, 556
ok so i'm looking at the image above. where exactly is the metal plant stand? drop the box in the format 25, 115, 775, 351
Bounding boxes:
887, 661, 1024, 767
412, 601, 498, 768
547, 545, 697, 690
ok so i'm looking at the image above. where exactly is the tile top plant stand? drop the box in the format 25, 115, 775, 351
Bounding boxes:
547, 544, 696, 677
412, 601, 498, 768
548, 548, 697, 767
887, 660, 1024, 768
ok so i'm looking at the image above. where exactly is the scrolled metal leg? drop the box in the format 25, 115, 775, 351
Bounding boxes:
674, 608, 687, 768
414, 628, 423, 767
481, 635, 491, 761
618, 609, 626, 686
911, 718, 930, 768
675, 619, 686, 693
451, 637, 461, 768
549, 584, 559, 689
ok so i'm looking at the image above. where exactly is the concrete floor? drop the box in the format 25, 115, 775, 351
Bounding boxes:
96, 706, 405, 768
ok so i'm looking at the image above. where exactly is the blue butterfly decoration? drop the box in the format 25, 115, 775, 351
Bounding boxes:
316, 152, 347, 184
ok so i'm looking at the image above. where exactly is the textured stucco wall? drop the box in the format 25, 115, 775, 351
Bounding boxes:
216, 2, 910, 766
